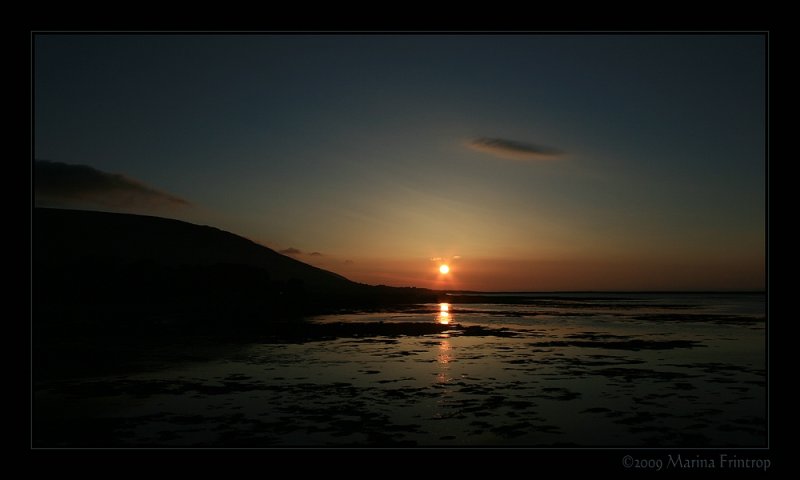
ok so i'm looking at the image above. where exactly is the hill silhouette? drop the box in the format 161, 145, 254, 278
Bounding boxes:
34, 207, 358, 292
34, 208, 436, 331
33, 208, 439, 379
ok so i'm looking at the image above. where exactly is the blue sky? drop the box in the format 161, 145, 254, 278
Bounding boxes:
34, 34, 765, 290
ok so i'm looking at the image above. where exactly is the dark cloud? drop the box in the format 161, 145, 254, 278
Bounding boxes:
309, 252, 323, 257
35, 160, 189, 209
468, 137, 563, 160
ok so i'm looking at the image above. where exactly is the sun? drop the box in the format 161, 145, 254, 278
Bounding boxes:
439, 264, 450, 274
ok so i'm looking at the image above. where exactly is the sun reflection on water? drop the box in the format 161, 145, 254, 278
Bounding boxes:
435, 303, 454, 383
437, 339, 452, 383
437, 339, 451, 365
437, 303, 451, 324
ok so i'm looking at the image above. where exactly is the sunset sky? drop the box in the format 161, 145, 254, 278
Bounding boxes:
34, 34, 766, 291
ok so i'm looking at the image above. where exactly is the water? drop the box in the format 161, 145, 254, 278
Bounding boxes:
34, 293, 766, 447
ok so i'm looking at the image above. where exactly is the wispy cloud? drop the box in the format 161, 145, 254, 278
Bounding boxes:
35, 160, 189, 209
468, 137, 563, 161
279, 248, 325, 257
430, 256, 461, 262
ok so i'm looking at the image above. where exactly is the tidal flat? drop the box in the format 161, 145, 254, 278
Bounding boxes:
33, 293, 766, 447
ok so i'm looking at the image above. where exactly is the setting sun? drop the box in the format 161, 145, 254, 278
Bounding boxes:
439, 264, 450, 274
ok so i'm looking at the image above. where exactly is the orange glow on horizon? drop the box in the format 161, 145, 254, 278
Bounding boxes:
330, 254, 764, 292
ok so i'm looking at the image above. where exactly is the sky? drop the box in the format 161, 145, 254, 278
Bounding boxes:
34, 34, 766, 291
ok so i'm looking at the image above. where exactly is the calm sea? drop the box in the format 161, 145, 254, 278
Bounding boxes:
34, 292, 766, 447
